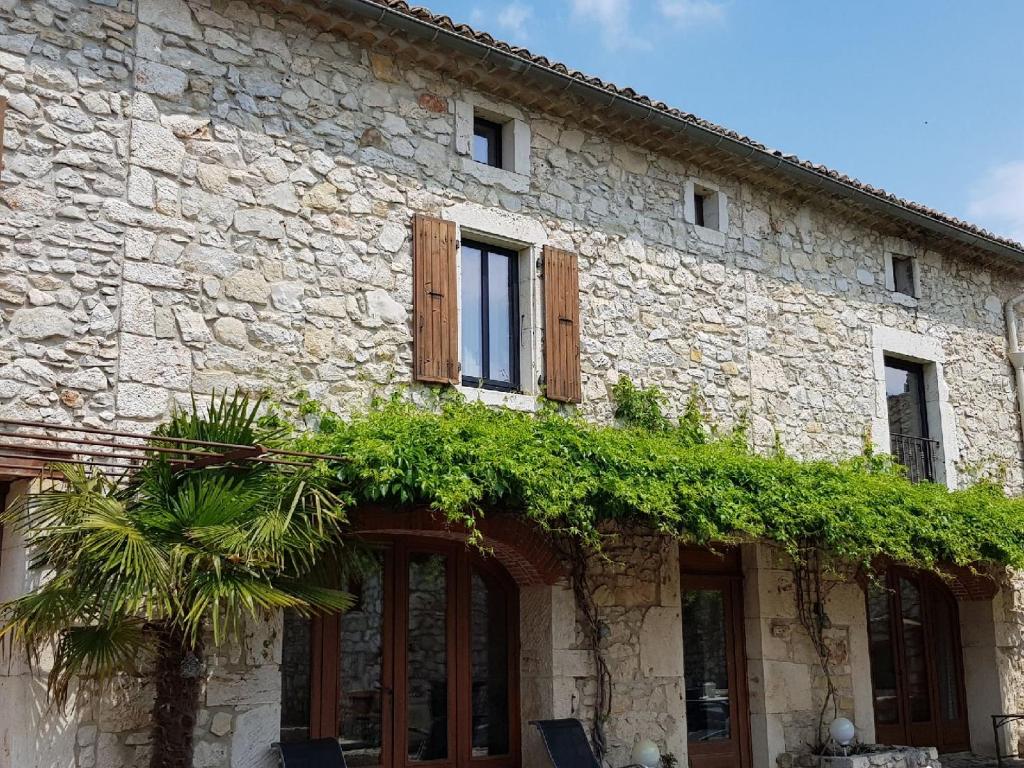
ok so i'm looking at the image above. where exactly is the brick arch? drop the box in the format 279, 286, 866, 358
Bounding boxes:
348, 507, 565, 587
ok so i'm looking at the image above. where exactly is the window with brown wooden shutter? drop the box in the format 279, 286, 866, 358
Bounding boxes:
412, 214, 459, 384
542, 246, 582, 403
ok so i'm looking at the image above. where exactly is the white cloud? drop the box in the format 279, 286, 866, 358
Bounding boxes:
497, 3, 533, 38
658, 0, 727, 26
569, 0, 646, 51
470, 3, 534, 41
967, 161, 1024, 243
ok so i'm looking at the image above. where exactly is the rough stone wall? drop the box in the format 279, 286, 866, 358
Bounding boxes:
2, 0, 1024, 765
0, 0, 133, 426
582, 531, 687, 766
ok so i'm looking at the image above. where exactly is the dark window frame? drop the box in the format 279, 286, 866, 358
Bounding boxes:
693, 192, 707, 228
884, 356, 930, 440
460, 240, 520, 393
280, 536, 522, 767
891, 256, 916, 296
472, 117, 504, 169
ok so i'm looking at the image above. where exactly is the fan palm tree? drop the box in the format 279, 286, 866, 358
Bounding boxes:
0, 394, 352, 768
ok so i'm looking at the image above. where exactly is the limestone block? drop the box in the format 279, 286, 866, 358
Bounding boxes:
210, 712, 233, 737
130, 121, 186, 176
213, 317, 249, 348
302, 182, 340, 212
269, 283, 304, 313
194, 740, 229, 768
365, 289, 406, 325
230, 704, 279, 768
174, 308, 213, 343
134, 59, 187, 99
8, 306, 75, 339
116, 383, 171, 419
119, 334, 192, 390
224, 270, 270, 304
205, 666, 280, 707
761, 659, 812, 714
641, 606, 683, 678
59, 368, 108, 391
138, 0, 199, 38
233, 209, 285, 240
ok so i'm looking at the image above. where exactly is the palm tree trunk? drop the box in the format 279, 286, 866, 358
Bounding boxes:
149, 624, 203, 768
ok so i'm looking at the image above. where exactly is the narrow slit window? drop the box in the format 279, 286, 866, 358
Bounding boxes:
472, 117, 503, 168
892, 256, 915, 296
461, 240, 519, 391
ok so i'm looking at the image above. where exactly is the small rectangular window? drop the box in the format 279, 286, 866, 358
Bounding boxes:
461, 240, 519, 391
472, 118, 503, 168
892, 256, 915, 296
693, 193, 706, 228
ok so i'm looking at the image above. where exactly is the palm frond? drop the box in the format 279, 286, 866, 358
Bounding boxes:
48, 618, 148, 708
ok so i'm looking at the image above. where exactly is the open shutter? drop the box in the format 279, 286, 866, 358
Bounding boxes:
413, 214, 459, 384
543, 246, 582, 403
0, 96, 7, 174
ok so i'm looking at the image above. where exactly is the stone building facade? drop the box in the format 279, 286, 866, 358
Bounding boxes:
2, 0, 1024, 766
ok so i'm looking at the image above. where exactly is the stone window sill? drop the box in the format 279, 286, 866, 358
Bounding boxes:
455, 385, 538, 412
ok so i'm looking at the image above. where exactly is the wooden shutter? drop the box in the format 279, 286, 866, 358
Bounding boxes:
543, 246, 582, 403
413, 214, 459, 384
0, 96, 6, 174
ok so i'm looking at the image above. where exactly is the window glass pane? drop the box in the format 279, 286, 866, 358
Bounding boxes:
893, 257, 915, 295
899, 577, 932, 722
339, 554, 385, 766
867, 583, 899, 725
931, 593, 962, 722
461, 246, 483, 381
487, 251, 513, 385
280, 610, 312, 743
885, 362, 926, 438
407, 553, 449, 761
683, 589, 731, 742
473, 132, 492, 165
473, 119, 501, 167
694, 194, 706, 228
471, 568, 510, 757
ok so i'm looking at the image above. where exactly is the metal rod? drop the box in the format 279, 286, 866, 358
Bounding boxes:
0, 418, 343, 461
0, 428, 206, 457
0, 443, 165, 463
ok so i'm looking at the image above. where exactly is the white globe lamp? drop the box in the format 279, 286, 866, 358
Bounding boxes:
829, 716, 856, 748
631, 739, 661, 768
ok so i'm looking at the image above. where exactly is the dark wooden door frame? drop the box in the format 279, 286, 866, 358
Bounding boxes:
308, 536, 521, 768
680, 546, 752, 768
867, 566, 970, 753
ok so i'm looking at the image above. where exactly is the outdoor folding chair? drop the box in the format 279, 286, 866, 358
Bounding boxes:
274, 738, 348, 768
531, 718, 647, 768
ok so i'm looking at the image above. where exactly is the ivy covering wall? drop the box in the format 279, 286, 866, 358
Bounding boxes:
293, 379, 1024, 572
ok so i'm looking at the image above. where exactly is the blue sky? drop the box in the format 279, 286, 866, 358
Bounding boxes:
423, 0, 1024, 242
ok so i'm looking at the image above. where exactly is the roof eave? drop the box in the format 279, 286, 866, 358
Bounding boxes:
334, 0, 1024, 266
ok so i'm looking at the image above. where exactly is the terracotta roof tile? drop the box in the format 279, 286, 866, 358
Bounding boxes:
358, 0, 1023, 257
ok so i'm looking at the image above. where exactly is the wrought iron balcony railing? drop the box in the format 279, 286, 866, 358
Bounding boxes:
889, 432, 939, 483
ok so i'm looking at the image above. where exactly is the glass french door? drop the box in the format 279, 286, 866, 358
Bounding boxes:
681, 548, 752, 768
282, 539, 520, 768
866, 567, 969, 752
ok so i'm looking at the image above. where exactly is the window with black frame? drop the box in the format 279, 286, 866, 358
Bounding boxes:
461, 241, 519, 391
884, 357, 937, 482
472, 117, 503, 168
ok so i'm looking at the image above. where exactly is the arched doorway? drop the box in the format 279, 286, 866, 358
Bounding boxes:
866, 567, 969, 752
281, 536, 521, 768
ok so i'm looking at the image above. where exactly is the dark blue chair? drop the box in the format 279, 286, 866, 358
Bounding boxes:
531, 719, 647, 768
274, 738, 347, 768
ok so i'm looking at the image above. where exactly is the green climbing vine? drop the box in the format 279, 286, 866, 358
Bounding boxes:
289, 378, 1024, 574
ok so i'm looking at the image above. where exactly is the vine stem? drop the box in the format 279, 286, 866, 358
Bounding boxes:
793, 545, 839, 750
564, 537, 612, 764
